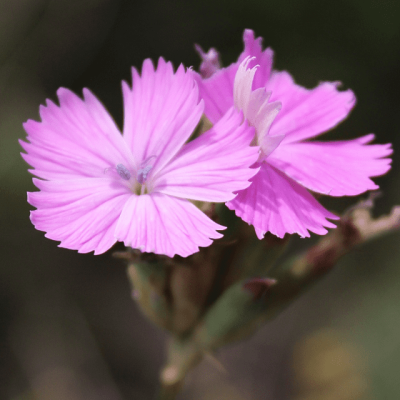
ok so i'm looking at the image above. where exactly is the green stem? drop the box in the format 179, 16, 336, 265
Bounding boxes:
157, 337, 203, 400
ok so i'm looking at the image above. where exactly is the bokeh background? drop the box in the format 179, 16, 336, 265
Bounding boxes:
1, 0, 400, 399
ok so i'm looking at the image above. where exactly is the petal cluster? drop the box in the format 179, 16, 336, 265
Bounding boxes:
197, 29, 392, 239
21, 58, 259, 257
22, 30, 393, 257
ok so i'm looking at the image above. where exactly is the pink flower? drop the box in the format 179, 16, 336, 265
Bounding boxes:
21, 58, 259, 257
197, 30, 392, 239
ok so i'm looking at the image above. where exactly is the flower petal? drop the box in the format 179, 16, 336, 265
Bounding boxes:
238, 29, 274, 90
114, 193, 224, 258
29, 178, 130, 254
196, 29, 274, 124
153, 107, 259, 202
233, 56, 258, 114
266, 71, 356, 144
268, 134, 393, 196
122, 58, 204, 175
196, 64, 237, 124
21, 88, 132, 180
247, 88, 282, 156
227, 163, 338, 239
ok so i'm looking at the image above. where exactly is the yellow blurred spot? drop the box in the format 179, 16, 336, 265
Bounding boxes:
292, 329, 369, 400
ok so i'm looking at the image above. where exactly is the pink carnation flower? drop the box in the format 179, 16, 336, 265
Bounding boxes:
21, 58, 260, 257
197, 29, 392, 239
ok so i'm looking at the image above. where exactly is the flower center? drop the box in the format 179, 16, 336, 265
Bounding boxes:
113, 156, 157, 195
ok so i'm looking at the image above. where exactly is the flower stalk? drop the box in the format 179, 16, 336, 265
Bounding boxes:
124, 196, 400, 400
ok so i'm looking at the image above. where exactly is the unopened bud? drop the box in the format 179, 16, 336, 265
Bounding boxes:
242, 277, 277, 300
195, 44, 221, 78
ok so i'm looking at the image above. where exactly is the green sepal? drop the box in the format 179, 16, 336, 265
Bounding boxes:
127, 259, 172, 331
192, 277, 276, 350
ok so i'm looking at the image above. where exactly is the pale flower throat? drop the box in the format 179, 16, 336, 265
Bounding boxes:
115, 156, 156, 195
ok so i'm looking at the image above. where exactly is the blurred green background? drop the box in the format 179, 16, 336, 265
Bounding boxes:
0, 0, 399, 399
